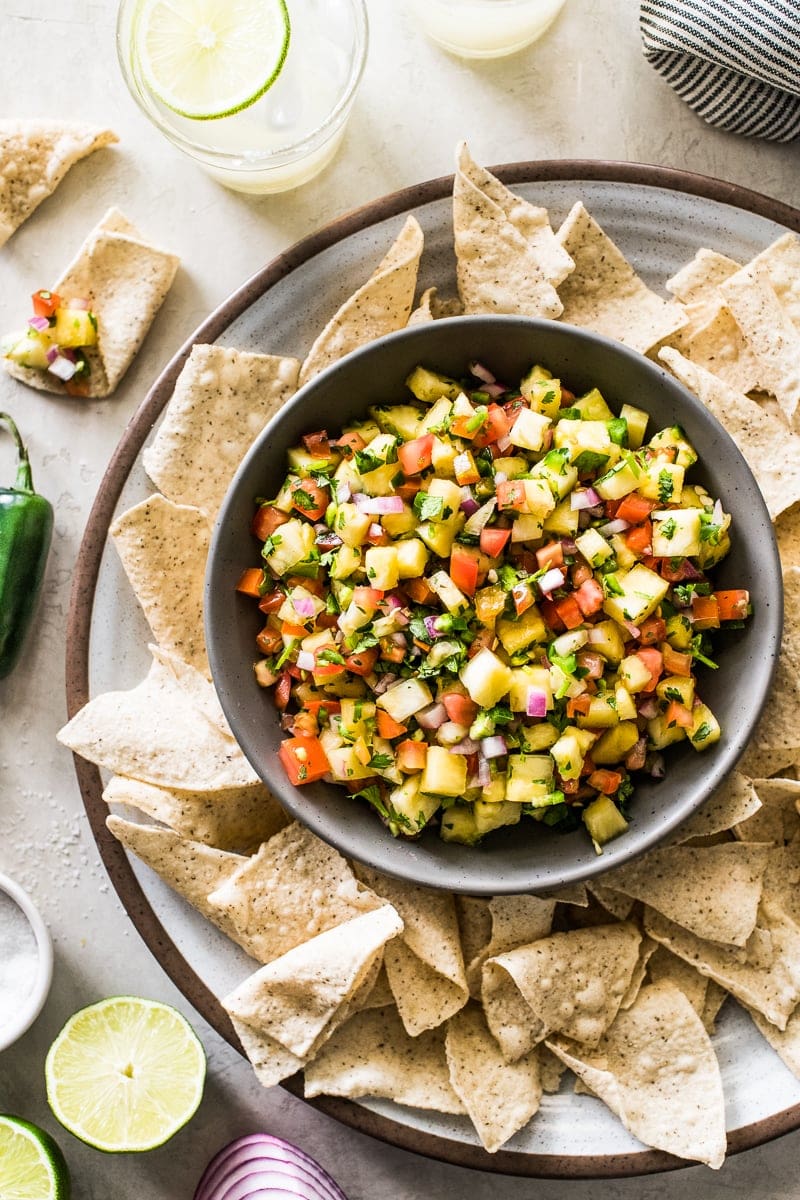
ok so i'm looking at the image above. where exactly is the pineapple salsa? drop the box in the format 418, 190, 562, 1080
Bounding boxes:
3, 289, 97, 391
237, 360, 751, 849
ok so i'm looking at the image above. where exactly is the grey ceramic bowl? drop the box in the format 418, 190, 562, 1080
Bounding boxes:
206, 316, 781, 895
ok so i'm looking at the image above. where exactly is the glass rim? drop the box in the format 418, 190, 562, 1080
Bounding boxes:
116, 0, 369, 172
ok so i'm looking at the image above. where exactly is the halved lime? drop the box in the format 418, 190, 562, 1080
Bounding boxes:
45, 997, 206, 1153
135, 0, 291, 120
0, 1115, 71, 1200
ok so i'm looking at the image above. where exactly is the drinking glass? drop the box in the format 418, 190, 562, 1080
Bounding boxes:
406, 0, 566, 59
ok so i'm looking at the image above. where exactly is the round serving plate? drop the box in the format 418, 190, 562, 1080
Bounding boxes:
66, 161, 800, 1178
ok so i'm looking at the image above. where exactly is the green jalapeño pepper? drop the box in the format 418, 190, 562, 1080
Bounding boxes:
0, 413, 53, 679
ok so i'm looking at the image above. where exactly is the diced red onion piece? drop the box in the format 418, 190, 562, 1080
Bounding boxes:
296, 650, 316, 672
538, 567, 565, 595
496, 434, 512, 452
450, 737, 481, 755
712, 499, 724, 524
293, 596, 317, 618
560, 537, 578, 556
47, 355, 77, 381
391, 632, 407, 647
571, 487, 601, 511
423, 615, 444, 640
368, 523, 383, 539
374, 496, 404, 514
469, 360, 496, 384
476, 756, 491, 787
373, 673, 397, 695
46, 346, 60, 363
393, 610, 410, 627
416, 701, 447, 729
588, 627, 607, 645
28, 315, 50, 332
483, 381, 507, 398
494, 471, 507, 485
481, 734, 507, 759
637, 696, 659, 719
460, 495, 480, 516
623, 619, 641, 638
599, 518, 630, 535
526, 687, 548, 718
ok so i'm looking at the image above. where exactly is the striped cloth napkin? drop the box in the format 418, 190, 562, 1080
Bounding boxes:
640, 0, 800, 141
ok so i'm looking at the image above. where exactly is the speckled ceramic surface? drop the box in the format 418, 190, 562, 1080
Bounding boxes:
68, 165, 800, 1176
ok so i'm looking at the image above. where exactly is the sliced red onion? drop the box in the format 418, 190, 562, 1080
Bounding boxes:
571, 487, 601, 511
382, 593, 403, 610
193, 1133, 347, 1200
336, 481, 352, 503
423, 615, 444, 640
416, 701, 447, 729
496, 434, 512, 452
296, 650, 316, 672
47, 354, 77, 381
315, 530, 342, 550
292, 596, 317, 618
469, 360, 496, 384
45, 345, 60, 363
391, 631, 408, 647
67, 296, 90, 310
481, 734, 507, 759
28, 315, 50, 332
526, 687, 548, 718
476, 756, 491, 787
464, 497, 497, 535
483, 381, 507, 398
599, 518, 630, 536
393, 610, 410, 627
560, 537, 578, 555
538, 567, 565, 596
450, 737, 481, 755
352, 494, 403, 515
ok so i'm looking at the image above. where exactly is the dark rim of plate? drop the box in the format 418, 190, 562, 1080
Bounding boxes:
65, 160, 800, 1179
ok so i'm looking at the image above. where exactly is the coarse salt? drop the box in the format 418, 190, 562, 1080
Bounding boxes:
0, 890, 39, 1035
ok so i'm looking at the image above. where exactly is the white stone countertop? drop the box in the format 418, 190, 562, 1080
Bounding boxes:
1, 1, 799, 1197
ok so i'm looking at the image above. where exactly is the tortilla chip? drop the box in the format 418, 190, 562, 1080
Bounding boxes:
453, 148, 563, 319
647, 944, 709, 1017
110, 495, 211, 676
304, 1005, 466, 1114
5, 207, 178, 397
298, 216, 424, 385
407, 286, 438, 326
586, 883, 636, 921
669, 771, 761, 844
701, 981, 728, 1033
356, 867, 468, 1035
149, 645, 233, 739
106, 815, 245, 934
455, 895, 493, 990
457, 144, 574, 286
222, 905, 403, 1058
600, 843, 770, 948
143, 343, 300, 521
482, 923, 641, 1058
644, 902, 800, 1029
748, 1004, 800, 1079
0, 119, 118, 248
545, 881, 588, 906
735, 568, 800, 775
621, 936, 658, 1009
57, 649, 258, 790
445, 1003, 541, 1152
102, 776, 288, 852
665, 248, 741, 306
229, 1017, 305, 1088
669, 304, 761, 394
721, 265, 800, 424
539, 1044, 569, 1093
659, 348, 800, 521
776, 503, 800, 572
207, 822, 381, 965
744, 233, 800, 332
555, 202, 686, 353
733, 777, 800, 846
546, 981, 726, 1168
463, 896, 555, 996
359, 965, 394, 1011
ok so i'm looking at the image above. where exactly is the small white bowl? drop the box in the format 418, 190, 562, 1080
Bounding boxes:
0, 872, 53, 1052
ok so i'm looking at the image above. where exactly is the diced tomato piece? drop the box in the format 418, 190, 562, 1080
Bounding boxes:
536, 541, 564, 571
279, 735, 330, 785
281, 621, 308, 638
555, 595, 584, 630
352, 586, 384, 613
512, 580, 535, 616
660, 557, 700, 583
274, 670, 293, 710
691, 593, 720, 630
625, 520, 653, 556
639, 555, 659, 572
479, 526, 511, 557
541, 598, 566, 633
336, 430, 366, 458
664, 700, 694, 729
616, 494, 656, 524
588, 769, 623, 794
714, 589, 750, 621
603, 499, 622, 519
291, 477, 329, 521
396, 480, 423, 501
661, 643, 693, 676
377, 709, 408, 739
442, 692, 479, 725
574, 577, 604, 616
344, 647, 379, 675
256, 625, 283, 655
450, 547, 479, 597
313, 662, 346, 679
496, 480, 526, 511
259, 588, 285, 613
305, 699, 342, 718
576, 649, 605, 679
566, 693, 593, 718
635, 647, 664, 691
625, 737, 648, 771
396, 739, 428, 772
302, 430, 331, 458
571, 561, 593, 587
467, 627, 495, 658
405, 577, 437, 605
286, 573, 324, 596
638, 616, 666, 646
251, 505, 289, 541
398, 434, 435, 477
502, 396, 527, 424
367, 524, 391, 546
379, 636, 407, 663
32, 289, 60, 318
236, 567, 265, 598
453, 451, 481, 486
472, 404, 511, 448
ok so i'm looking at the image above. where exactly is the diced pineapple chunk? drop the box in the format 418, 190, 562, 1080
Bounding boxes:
508, 407, 551, 452
53, 306, 97, 347
651, 509, 703, 557
388, 774, 440, 832
576, 696, 620, 729
431, 437, 458, 477
649, 426, 698, 468
586, 620, 626, 664
656, 674, 695, 708
591, 721, 640, 763
594, 454, 642, 500
508, 666, 552, 712
395, 538, 430, 579
496, 606, 546, 655
440, 805, 481, 844
365, 546, 400, 591
506, 754, 555, 803
427, 569, 469, 615
575, 527, 614, 568
382, 504, 418, 538
334, 503, 373, 547
688, 702, 721, 750
550, 727, 596, 780
518, 723, 560, 752
511, 513, 544, 543
263, 518, 316, 576
637, 461, 685, 503
583, 796, 628, 847
473, 799, 521, 834
618, 653, 655, 694
377, 677, 434, 723
460, 648, 513, 708
647, 713, 687, 750
615, 686, 638, 721
406, 366, 463, 403
330, 545, 361, 581
421, 746, 468, 796
619, 403, 648, 450
543, 497, 580, 536
522, 478, 557, 518
603, 564, 669, 627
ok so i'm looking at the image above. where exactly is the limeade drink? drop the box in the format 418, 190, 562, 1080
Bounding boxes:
407, 0, 566, 58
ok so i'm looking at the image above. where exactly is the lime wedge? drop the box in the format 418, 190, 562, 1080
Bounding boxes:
45, 997, 206, 1153
135, 0, 291, 120
0, 1115, 70, 1200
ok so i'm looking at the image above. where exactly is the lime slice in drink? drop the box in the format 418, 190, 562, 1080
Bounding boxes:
134, 0, 291, 120
0, 1115, 71, 1200
45, 997, 206, 1153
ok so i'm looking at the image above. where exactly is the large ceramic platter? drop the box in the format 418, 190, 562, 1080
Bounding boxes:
66, 161, 800, 1177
